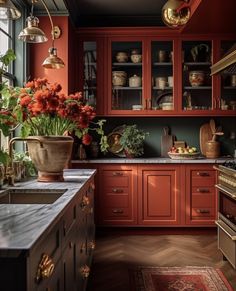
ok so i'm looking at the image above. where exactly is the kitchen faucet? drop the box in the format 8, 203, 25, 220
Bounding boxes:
6, 137, 43, 186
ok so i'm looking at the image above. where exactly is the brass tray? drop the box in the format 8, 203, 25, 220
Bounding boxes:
107, 125, 126, 157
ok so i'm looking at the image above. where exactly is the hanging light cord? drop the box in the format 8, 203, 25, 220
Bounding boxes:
32, 0, 55, 46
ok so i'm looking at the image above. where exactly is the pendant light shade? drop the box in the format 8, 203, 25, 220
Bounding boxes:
18, 15, 47, 43
0, 0, 21, 20
42, 47, 65, 69
162, 0, 191, 28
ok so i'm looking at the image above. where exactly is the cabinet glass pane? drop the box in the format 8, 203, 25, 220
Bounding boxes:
151, 41, 173, 111
220, 40, 236, 111
83, 42, 97, 108
182, 41, 212, 111
112, 41, 142, 110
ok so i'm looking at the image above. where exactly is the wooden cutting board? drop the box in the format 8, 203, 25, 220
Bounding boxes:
161, 126, 174, 157
199, 123, 213, 156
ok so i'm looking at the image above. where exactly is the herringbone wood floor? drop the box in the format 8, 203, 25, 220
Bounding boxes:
87, 230, 236, 291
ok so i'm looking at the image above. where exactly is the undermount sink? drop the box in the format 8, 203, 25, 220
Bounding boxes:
0, 189, 66, 204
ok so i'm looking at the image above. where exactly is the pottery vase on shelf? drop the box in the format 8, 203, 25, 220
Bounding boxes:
26, 136, 74, 182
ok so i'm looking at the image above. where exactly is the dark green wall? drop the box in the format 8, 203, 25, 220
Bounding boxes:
99, 116, 236, 158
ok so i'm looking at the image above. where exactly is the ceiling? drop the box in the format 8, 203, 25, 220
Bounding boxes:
22, 0, 236, 33
24, 0, 167, 27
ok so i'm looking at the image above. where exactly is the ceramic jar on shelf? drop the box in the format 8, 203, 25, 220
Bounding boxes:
115, 52, 128, 63
129, 74, 142, 87
112, 71, 127, 86
189, 71, 205, 86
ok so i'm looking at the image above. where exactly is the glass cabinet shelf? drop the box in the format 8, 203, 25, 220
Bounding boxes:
112, 63, 142, 66
153, 62, 172, 66
113, 87, 142, 90
184, 86, 212, 90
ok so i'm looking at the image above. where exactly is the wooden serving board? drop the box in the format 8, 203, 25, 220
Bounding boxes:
199, 123, 213, 156
161, 126, 174, 157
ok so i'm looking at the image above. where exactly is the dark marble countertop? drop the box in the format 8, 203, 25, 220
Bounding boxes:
71, 157, 235, 164
0, 169, 96, 252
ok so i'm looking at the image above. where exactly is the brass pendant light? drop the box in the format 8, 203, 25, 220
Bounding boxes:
0, 0, 21, 20
18, 15, 47, 43
18, 0, 65, 69
42, 47, 65, 69
162, 0, 191, 28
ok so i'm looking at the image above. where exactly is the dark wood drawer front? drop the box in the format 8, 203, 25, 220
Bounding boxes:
191, 194, 215, 207
63, 203, 77, 240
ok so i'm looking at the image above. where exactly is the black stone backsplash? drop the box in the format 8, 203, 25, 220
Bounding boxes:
90, 116, 236, 158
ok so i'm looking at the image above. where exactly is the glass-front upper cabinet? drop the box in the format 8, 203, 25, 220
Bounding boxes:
78, 39, 104, 115
109, 40, 143, 113
219, 40, 236, 112
181, 40, 212, 112
151, 41, 174, 111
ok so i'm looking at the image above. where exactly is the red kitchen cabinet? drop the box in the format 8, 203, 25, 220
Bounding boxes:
77, 28, 236, 117
138, 165, 181, 225
97, 164, 138, 225
185, 164, 217, 226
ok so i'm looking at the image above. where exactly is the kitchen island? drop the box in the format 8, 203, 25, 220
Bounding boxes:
0, 169, 96, 291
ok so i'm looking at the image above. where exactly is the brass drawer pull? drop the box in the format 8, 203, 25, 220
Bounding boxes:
196, 209, 210, 214
113, 171, 123, 176
197, 188, 210, 193
88, 240, 96, 250
112, 209, 124, 214
35, 254, 55, 283
80, 243, 86, 253
197, 172, 210, 177
80, 265, 90, 278
80, 196, 90, 210
112, 188, 124, 193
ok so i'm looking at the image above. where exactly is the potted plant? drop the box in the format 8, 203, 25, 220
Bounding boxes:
120, 124, 148, 158
0, 77, 109, 181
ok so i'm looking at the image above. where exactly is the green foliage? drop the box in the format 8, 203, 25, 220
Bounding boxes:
0, 49, 16, 73
120, 124, 149, 157
0, 149, 10, 165
13, 151, 37, 177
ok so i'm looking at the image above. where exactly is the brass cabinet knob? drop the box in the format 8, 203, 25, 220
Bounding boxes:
35, 253, 55, 283
112, 171, 123, 176
80, 195, 90, 210
112, 188, 124, 193
88, 240, 96, 250
197, 172, 210, 177
80, 265, 90, 278
112, 209, 124, 214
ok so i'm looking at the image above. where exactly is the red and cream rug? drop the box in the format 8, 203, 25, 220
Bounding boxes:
130, 266, 233, 291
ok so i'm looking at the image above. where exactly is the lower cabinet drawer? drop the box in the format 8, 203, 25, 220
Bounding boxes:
191, 207, 215, 218
191, 193, 215, 208
103, 207, 130, 218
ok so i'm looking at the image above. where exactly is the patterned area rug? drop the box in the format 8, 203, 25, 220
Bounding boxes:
130, 266, 233, 291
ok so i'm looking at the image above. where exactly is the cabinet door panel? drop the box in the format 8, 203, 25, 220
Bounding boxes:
138, 167, 180, 225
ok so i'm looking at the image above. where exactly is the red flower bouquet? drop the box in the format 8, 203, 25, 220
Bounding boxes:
1, 77, 108, 152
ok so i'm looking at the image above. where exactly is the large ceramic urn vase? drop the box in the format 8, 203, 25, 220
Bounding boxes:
26, 136, 74, 182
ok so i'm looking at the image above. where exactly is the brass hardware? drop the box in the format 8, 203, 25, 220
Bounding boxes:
196, 209, 210, 214
35, 253, 55, 283
197, 172, 210, 177
90, 182, 95, 190
88, 240, 96, 250
80, 243, 86, 253
69, 241, 73, 249
112, 209, 124, 214
112, 188, 124, 193
197, 188, 210, 193
88, 207, 93, 214
80, 265, 90, 278
8, 137, 43, 186
53, 26, 61, 39
80, 196, 90, 210
113, 171, 123, 176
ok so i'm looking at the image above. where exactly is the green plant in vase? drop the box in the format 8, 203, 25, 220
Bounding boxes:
120, 124, 149, 158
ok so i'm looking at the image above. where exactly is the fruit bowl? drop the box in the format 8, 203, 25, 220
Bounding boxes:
168, 151, 200, 160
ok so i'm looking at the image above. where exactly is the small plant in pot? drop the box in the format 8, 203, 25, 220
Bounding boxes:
120, 124, 148, 158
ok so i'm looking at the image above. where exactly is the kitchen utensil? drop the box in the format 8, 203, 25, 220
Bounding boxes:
209, 119, 216, 134
205, 141, 220, 158
199, 123, 213, 155
161, 126, 175, 157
